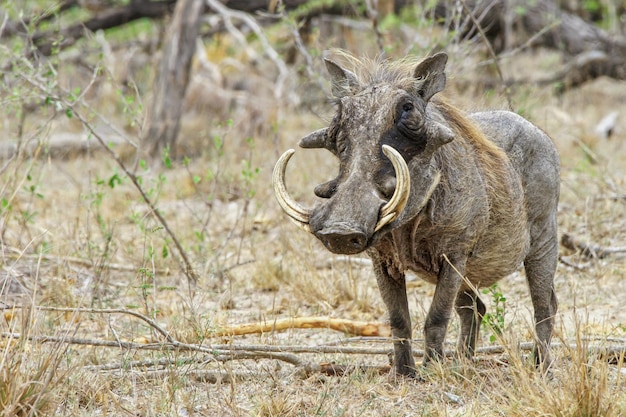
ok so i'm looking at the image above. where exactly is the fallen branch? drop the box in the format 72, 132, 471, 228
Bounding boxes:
561, 233, 626, 259
209, 316, 391, 338
4, 321, 623, 361
4, 324, 626, 380
540, 50, 626, 91
4, 304, 625, 380
1, 0, 78, 38
32, 0, 178, 56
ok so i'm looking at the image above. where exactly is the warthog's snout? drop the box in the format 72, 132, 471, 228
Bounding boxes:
315, 224, 368, 254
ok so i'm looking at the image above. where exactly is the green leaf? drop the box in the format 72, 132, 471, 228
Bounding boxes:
162, 146, 172, 169
108, 173, 122, 188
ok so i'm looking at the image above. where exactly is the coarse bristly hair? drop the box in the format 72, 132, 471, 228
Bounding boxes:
325, 49, 427, 92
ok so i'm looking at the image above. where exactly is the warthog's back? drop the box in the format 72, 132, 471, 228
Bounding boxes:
471, 111, 561, 239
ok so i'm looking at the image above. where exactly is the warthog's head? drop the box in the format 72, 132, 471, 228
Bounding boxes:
274, 52, 455, 254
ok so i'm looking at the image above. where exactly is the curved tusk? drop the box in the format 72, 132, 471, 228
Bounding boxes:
272, 149, 312, 233
375, 145, 411, 232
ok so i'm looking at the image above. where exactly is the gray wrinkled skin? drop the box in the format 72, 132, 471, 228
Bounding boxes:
293, 52, 560, 378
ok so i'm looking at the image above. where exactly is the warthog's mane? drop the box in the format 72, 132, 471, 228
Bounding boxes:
435, 100, 520, 240
325, 50, 425, 92
435, 99, 509, 173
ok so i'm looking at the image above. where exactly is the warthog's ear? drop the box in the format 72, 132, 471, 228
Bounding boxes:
324, 59, 361, 98
412, 52, 448, 102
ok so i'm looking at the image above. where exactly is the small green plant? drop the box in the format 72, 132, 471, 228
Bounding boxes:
482, 283, 506, 342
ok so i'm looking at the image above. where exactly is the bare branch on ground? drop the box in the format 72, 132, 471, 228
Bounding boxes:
561, 233, 626, 260
208, 316, 391, 338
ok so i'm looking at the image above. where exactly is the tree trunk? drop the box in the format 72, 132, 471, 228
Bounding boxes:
142, 0, 204, 158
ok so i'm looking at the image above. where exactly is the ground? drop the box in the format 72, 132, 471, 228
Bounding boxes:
1, 12, 626, 417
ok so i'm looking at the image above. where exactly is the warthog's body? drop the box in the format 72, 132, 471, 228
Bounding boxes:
274, 52, 559, 377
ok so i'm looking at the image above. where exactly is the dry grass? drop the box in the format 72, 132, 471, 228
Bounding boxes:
1, 4, 626, 416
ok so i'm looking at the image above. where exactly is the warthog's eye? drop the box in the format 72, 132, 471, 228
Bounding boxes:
398, 100, 418, 125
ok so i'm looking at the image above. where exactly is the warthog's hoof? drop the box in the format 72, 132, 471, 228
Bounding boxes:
387, 367, 425, 384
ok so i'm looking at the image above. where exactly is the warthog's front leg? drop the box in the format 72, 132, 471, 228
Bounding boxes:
423, 255, 466, 364
370, 251, 415, 377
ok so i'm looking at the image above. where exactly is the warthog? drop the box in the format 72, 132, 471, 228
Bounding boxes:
273, 52, 559, 377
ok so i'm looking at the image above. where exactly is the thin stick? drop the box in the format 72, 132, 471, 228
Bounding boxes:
460, 0, 513, 110
205, 0, 289, 99
364, 0, 386, 56
72, 109, 198, 284
3, 246, 166, 273
3, 305, 174, 342
8, 327, 622, 358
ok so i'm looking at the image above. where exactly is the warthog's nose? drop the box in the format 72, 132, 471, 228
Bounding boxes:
316, 225, 368, 254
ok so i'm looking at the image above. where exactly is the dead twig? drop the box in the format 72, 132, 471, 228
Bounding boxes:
83, 356, 210, 371
319, 363, 391, 376
561, 233, 626, 259
3, 246, 168, 274
205, 0, 289, 99
364, 0, 386, 56
134, 369, 257, 384
594, 194, 626, 202
558, 255, 591, 270
3, 305, 175, 342
460, 0, 513, 110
